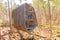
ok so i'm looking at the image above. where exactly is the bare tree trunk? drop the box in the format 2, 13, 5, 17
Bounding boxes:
48, 0, 52, 38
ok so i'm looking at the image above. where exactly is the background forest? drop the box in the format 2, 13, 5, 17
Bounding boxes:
0, 0, 60, 40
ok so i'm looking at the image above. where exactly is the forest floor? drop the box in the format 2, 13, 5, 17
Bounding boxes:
0, 26, 60, 40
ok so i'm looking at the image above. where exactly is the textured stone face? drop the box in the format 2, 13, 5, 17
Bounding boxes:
12, 3, 37, 32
